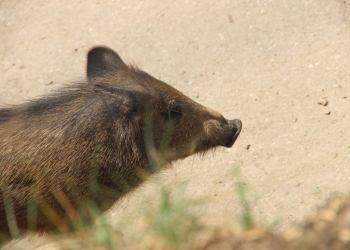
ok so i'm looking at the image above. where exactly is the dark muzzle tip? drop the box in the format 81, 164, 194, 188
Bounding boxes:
226, 119, 242, 147
229, 119, 242, 131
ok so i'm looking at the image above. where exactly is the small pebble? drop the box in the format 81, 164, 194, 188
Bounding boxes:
318, 99, 328, 106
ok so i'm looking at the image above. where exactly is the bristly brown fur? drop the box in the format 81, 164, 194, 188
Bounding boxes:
0, 46, 241, 238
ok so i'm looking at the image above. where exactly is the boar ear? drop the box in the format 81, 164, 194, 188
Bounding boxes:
87, 46, 127, 80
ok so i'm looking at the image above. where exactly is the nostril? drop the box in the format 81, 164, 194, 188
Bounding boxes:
227, 119, 242, 133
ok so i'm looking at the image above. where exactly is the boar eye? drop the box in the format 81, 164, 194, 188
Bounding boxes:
166, 101, 182, 125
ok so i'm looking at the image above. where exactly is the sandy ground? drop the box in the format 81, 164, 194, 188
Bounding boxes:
2, 0, 350, 246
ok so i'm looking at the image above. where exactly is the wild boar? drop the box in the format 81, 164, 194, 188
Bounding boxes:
0, 46, 241, 238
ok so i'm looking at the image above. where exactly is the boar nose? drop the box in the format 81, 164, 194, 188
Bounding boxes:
226, 119, 242, 147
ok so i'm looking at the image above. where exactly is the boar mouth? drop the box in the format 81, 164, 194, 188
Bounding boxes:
225, 119, 242, 147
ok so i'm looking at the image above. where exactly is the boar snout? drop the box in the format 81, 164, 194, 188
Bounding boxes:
226, 119, 242, 147
200, 116, 242, 152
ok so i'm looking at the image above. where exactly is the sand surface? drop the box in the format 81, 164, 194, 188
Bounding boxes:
2, 0, 350, 246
